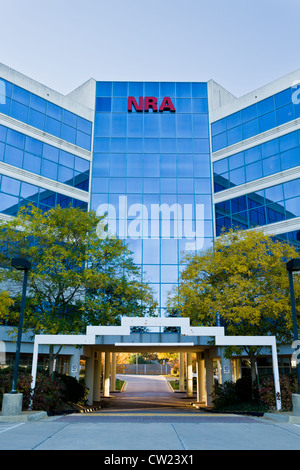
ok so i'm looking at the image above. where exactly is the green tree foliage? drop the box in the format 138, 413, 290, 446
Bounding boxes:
168, 229, 300, 382
0, 204, 157, 345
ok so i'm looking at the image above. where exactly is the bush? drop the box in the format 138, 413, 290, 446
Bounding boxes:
259, 374, 298, 411
0, 367, 87, 415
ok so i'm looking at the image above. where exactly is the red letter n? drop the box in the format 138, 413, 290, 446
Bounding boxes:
128, 97, 143, 112
159, 97, 176, 112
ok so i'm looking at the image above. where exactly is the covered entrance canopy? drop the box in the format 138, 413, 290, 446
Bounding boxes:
30, 317, 282, 411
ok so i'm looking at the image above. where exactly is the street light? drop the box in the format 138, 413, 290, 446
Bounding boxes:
286, 258, 300, 394
10, 257, 31, 394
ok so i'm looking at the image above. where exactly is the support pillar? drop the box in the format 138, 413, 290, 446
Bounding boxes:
93, 353, 101, 402
220, 348, 233, 384
186, 353, 193, 398
103, 352, 111, 397
85, 353, 95, 405
196, 352, 205, 403
204, 350, 214, 406
110, 352, 117, 392
69, 347, 81, 380
179, 352, 185, 392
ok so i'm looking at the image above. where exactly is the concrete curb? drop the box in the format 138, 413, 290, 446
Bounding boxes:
0, 411, 47, 422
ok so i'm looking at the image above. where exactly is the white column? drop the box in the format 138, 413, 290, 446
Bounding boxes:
204, 350, 214, 406
220, 348, 233, 383
110, 353, 117, 392
179, 353, 185, 392
272, 340, 282, 411
69, 348, 81, 380
103, 352, 111, 397
85, 354, 95, 405
93, 354, 101, 402
186, 353, 193, 398
196, 352, 206, 403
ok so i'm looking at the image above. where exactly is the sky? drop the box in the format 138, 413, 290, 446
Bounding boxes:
1, 0, 300, 97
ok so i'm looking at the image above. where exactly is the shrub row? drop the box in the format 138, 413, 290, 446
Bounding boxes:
212, 373, 298, 412
0, 368, 88, 415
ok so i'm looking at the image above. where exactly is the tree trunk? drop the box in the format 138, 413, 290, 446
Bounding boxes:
248, 349, 257, 401
48, 344, 63, 377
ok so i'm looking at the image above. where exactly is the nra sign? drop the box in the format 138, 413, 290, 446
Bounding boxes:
128, 96, 176, 113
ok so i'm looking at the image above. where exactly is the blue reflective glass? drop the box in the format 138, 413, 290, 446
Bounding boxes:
43, 143, 59, 162
244, 146, 261, 164
192, 99, 208, 113
12, 86, 30, 106
285, 197, 300, 217
192, 83, 207, 98
230, 167, 246, 185
47, 102, 62, 121
276, 103, 294, 126
259, 111, 276, 132
241, 104, 257, 123
261, 139, 279, 158
193, 114, 209, 138
226, 112, 241, 129
23, 153, 41, 173
111, 114, 127, 137
62, 109, 77, 127
127, 114, 143, 137
262, 155, 281, 176
281, 148, 300, 171
1, 175, 20, 195
176, 83, 191, 98
96, 97, 112, 112
227, 126, 242, 146
94, 114, 111, 137
28, 108, 45, 129
161, 115, 176, 137
144, 138, 159, 153
144, 114, 160, 137
41, 159, 58, 179
212, 132, 227, 151
257, 97, 274, 116
194, 156, 210, 177
144, 154, 159, 176
246, 161, 263, 181
96, 82, 112, 96
7, 129, 25, 149
129, 82, 143, 95
61, 124, 76, 143
30, 94, 47, 113
45, 116, 61, 137
25, 136, 43, 155
113, 82, 128, 96
127, 154, 143, 176
229, 152, 244, 170
279, 132, 298, 152
160, 82, 175, 97
5, 145, 23, 167
144, 82, 159, 96
211, 119, 226, 136
274, 89, 292, 108
10, 100, 28, 121
242, 119, 259, 139
176, 99, 191, 113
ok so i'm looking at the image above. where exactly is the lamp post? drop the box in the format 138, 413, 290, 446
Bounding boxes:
10, 258, 31, 394
286, 259, 300, 394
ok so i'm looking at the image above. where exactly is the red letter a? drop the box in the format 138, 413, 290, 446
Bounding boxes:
128, 97, 143, 112
159, 97, 176, 112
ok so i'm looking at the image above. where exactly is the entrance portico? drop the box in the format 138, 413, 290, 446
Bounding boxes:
30, 317, 282, 411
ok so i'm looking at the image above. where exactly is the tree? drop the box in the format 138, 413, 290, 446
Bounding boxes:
168, 228, 300, 388
0, 204, 157, 373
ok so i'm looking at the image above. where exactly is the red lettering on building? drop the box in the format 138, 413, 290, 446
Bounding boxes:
159, 96, 176, 113
128, 97, 176, 112
128, 96, 143, 112
144, 96, 158, 112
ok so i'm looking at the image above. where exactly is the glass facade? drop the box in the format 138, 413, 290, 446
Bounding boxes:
0, 69, 299, 313
0, 173, 87, 216
211, 87, 299, 152
214, 129, 300, 192
91, 81, 214, 314
215, 178, 300, 235
0, 78, 93, 151
0, 125, 90, 191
